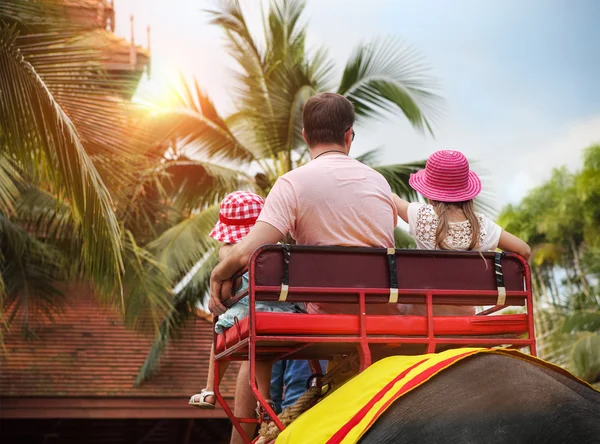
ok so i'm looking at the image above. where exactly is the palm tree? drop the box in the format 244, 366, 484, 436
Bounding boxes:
136, 0, 443, 382
0, 0, 173, 342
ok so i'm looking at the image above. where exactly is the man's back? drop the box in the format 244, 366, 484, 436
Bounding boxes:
259, 154, 396, 247
258, 153, 397, 314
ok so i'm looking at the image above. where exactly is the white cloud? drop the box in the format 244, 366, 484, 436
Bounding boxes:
519, 115, 600, 184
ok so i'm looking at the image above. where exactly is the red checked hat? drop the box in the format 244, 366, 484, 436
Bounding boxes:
209, 191, 265, 244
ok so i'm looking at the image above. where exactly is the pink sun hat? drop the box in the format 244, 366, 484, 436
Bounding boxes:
210, 191, 265, 244
408, 150, 482, 202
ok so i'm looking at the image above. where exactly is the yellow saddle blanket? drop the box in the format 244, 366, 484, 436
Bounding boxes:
276, 347, 593, 444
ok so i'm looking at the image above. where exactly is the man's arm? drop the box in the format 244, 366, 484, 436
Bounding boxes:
218, 244, 232, 261
208, 221, 284, 315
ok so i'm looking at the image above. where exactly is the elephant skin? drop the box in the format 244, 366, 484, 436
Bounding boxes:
359, 353, 600, 444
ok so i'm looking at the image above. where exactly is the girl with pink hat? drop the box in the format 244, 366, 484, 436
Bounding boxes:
392, 150, 531, 315
189, 191, 302, 411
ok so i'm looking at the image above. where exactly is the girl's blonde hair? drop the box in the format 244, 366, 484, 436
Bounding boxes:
431, 200, 480, 250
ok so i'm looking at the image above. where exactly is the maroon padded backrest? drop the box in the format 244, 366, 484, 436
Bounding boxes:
252, 245, 526, 292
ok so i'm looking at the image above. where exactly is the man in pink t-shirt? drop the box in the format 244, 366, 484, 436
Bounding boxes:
209, 93, 397, 443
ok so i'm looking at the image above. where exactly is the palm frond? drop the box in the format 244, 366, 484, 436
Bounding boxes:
160, 157, 255, 211
337, 37, 443, 134
206, 1, 283, 155
122, 230, 174, 335
0, 214, 66, 334
147, 205, 220, 281
468, 161, 498, 218
307, 46, 336, 93
266, 49, 335, 160
267, 0, 306, 63
373, 161, 425, 201
0, 154, 21, 215
148, 101, 256, 164
16, 185, 75, 240
0, 22, 123, 294
354, 148, 381, 167
266, 68, 316, 160
206, 1, 271, 108
136, 246, 218, 384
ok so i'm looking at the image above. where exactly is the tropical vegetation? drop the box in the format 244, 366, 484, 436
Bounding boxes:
5, 0, 594, 389
0, 0, 441, 381
498, 144, 600, 387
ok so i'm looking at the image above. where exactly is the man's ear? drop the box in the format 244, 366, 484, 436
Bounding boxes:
344, 130, 353, 153
302, 128, 308, 145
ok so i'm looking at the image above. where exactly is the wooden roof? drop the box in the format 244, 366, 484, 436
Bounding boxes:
0, 287, 239, 419
63, 0, 116, 31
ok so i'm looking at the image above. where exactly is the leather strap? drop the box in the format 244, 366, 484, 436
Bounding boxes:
387, 248, 399, 303
279, 244, 292, 302
494, 252, 506, 305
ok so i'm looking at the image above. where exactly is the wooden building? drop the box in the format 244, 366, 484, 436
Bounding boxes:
0, 289, 238, 443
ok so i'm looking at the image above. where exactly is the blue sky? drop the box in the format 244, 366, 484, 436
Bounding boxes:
115, 0, 600, 209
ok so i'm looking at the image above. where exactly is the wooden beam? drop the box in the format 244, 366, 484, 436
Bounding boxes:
0, 397, 233, 419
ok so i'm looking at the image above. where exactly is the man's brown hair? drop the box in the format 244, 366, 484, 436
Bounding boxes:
302, 93, 355, 147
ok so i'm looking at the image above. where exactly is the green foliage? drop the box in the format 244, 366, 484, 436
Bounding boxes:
0, 0, 171, 345
0, 213, 66, 334
394, 227, 416, 249
337, 37, 442, 132
0, 20, 123, 294
570, 334, 600, 383
499, 144, 600, 384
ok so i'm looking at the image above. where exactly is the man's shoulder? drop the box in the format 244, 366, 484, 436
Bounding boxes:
283, 157, 383, 176
277, 160, 318, 183
349, 158, 393, 188
277, 157, 390, 192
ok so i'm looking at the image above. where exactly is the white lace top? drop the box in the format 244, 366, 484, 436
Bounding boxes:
407, 203, 502, 251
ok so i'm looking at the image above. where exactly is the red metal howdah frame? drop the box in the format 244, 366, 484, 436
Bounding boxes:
212, 245, 536, 443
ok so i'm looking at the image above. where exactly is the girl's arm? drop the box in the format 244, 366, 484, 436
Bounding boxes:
497, 230, 531, 260
391, 193, 410, 223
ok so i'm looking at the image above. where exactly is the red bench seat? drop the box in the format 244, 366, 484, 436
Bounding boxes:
216, 312, 529, 353
212, 247, 535, 442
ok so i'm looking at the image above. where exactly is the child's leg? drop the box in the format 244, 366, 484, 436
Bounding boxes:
190, 343, 229, 406
206, 343, 229, 397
